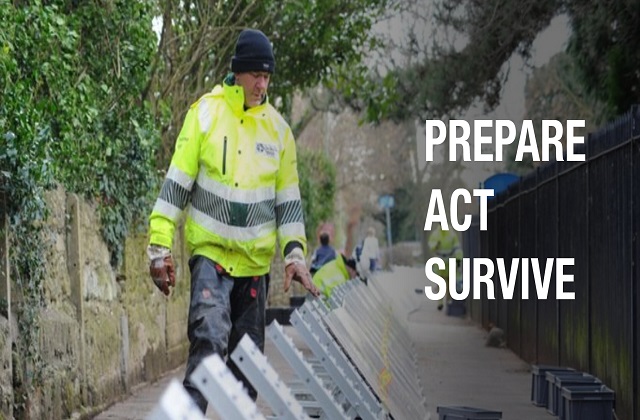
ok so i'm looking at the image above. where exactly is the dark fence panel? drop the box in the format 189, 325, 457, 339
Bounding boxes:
504, 183, 521, 355
557, 158, 590, 371
633, 110, 640, 420
519, 171, 538, 364
462, 106, 640, 419
587, 115, 634, 420
495, 193, 508, 331
466, 216, 482, 323
477, 204, 491, 326
535, 162, 559, 365
486, 199, 498, 329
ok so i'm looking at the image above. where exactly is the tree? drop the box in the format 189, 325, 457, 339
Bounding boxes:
567, 0, 640, 115
506, 52, 610, 173
1, 1, 159, 415
148, 0, 393, 168
297, 149, 337, 243
0, 0, 389, 414
344, 0, 639, 124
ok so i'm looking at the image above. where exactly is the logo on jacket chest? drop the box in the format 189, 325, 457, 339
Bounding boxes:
255, 142, 278, 159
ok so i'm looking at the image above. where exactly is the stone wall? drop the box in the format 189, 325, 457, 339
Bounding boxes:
0, 184, 12, 420
0, 186, 190, 419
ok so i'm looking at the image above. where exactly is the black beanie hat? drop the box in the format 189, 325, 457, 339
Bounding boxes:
231, 29, 275, 74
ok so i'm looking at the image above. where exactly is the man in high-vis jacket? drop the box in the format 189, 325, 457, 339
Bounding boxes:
146, 28, 319, 414
428, 224, 463, 311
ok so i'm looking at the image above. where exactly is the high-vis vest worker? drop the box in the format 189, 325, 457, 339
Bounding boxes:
312, 256, 349, 300
149, 77, 306, 277
428, 225, 462, 279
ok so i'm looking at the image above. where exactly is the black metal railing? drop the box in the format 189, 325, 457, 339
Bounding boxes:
463, 105, 640, 420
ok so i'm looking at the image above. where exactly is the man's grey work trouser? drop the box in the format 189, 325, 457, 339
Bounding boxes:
182, 255, 266, 414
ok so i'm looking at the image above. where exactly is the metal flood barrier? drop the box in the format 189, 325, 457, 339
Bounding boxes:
148, 274, 428, 420
321, 279, 426, 419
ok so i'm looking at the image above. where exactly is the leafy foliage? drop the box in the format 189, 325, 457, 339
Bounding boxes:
61, 0, 160, 264
566, 0, 640, 115
505, 52, 610, 173
357, 0, 562, 121
1, 0, 158, 407
346, 0, 639, 124
2, 1, 384, 408
2, 0, 159, 266
297, 150, 336, 244
148, 0, 393, 168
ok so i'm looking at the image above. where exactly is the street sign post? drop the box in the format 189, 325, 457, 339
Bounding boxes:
378, 194, 394, 267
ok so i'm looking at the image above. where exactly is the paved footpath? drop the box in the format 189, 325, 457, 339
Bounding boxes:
96, 267, 551, 420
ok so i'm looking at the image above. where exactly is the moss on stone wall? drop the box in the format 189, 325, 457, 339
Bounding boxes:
0, 187, 193, 418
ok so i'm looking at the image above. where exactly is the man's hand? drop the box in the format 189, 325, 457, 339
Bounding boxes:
284, 248, 320, 297
149, 255, 175, 296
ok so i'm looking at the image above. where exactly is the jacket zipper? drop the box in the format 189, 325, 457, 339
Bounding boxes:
222, 136, 227, 175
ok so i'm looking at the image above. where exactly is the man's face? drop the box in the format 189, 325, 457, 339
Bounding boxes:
235, 71, 271, 108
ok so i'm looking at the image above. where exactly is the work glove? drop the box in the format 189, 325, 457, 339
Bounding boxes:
147, 245, 175, 296
284, 248, 320, 297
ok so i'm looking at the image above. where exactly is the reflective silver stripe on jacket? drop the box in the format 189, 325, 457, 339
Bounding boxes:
154, 164, 305, 240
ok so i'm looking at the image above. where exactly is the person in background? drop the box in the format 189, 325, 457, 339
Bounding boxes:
146, 28, 319, 414
360, 227, 380, 276
311, 253, 359, 301
310, 230, 337, 275
428, 224, 463, 311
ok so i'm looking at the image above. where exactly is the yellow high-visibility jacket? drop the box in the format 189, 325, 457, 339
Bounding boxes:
149, 77, 306, 276
312, 256, 349, 300
428, 226, 462, 278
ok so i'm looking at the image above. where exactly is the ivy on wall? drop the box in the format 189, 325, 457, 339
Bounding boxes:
0, 1, 158, 413
297, 149, 336, 245
0, 0, 351, 415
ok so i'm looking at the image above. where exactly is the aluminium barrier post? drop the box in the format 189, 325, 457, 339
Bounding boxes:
190, 353, 266, 420
267, 320, 349, 420
318, 277, 428, 419
230, 334, 309, 420
146, 379, 206, 420
291, 305, 387, 420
